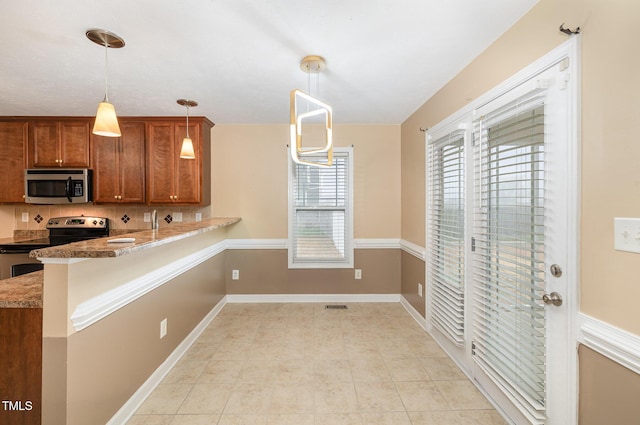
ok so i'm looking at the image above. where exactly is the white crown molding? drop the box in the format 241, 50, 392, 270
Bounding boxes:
578, 313, 640, 375
226, 294, 401, 303
107, 297, 228, 425
400, 239, 426, 261
70, 241, 226, 331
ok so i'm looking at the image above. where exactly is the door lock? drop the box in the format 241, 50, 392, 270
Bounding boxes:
550, 264, 563, 278
542, 292, 563, 306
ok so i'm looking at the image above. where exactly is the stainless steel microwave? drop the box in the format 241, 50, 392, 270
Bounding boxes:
24, 169, 93, 204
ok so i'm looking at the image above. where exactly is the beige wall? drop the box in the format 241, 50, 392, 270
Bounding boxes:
211, 124, 401, 240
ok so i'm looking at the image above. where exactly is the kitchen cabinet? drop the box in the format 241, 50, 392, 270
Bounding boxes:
92, 121, 146, 203
146, 118, 212, 205
29, 119, 91, 168
0, 121, 28, 203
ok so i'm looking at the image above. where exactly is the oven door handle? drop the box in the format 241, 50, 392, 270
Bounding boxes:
65, 176, 72, 202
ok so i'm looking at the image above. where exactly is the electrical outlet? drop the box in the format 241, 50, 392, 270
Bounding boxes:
160, 318, 167, 339
232, 269, 240, 280
173, 212, 183, 222
143, 212, 151, 223
355, 269, 362, 279
614, 217, 640, 253
21, 212, 29, 222
418, 283, 423, 297
195, 212, 202, 222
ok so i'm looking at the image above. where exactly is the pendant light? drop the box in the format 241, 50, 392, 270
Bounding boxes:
290, 55, 333, 167
177, 99, 198, 159
86, 29, 124, 137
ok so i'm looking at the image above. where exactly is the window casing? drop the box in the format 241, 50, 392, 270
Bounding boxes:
288, 147, 353, 268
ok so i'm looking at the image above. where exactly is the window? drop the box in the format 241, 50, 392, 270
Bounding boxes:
427, 129, 466, 346
288, 147, 353, 268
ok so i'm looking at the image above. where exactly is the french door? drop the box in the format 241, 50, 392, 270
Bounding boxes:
426, 39, 578, 425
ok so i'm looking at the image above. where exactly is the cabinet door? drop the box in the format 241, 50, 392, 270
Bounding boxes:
118, 122, 146, 203
146, 121, 176, 204
30, 121, 60, 167
93, 122, 146, 203
59, 121, 91, 167
29, 120, 91, 168
174, 122, 201, 203
0, 122, 28, 203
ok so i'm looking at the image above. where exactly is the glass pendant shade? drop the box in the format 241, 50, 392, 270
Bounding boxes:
93, 101, 121, 137
180, 137, 196, 159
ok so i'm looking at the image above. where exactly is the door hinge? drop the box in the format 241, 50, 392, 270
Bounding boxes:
471, 341, 476, 355
471, 237, 476, 252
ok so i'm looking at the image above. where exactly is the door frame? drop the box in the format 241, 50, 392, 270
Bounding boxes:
425, 37, 580, 425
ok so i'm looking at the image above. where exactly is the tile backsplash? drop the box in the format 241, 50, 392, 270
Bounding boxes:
13, 205, 212, 232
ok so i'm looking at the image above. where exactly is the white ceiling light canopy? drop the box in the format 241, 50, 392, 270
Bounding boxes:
87, 28, 124, 138
290, 55, 333, 167
177, 99, 198, 159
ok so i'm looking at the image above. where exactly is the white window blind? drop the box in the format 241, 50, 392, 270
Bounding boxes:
289, 149, 352, 268
427, 130, 465, 346
472, 97, 547, 416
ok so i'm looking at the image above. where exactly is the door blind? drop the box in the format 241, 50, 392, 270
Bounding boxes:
427, 130, 465, 346
292, 151, 349, 264
472, 97, 547, 417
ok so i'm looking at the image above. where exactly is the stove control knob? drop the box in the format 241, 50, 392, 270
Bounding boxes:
99, 220, 104, 226
93, 220, 98, 225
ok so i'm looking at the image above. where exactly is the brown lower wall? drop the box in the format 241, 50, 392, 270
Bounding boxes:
42, 253, 226, 425
225, 249, 400, 295
578, 344, 640, 425
400, 251, 425, 317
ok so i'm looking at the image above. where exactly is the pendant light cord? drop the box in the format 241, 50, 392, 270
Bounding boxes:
103, 37, 110, 102
186, 105, 190, 138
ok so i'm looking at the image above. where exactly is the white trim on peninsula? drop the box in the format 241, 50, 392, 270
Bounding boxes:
578, 313, 640, 375
70, 241, 226, 331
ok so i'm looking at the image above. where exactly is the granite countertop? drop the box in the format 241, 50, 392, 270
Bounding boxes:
0, 217, 240, 308
0, 271, 43, 308
30, 217, 241, 259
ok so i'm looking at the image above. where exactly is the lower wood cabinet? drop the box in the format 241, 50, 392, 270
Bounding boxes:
0, 308, 42, 425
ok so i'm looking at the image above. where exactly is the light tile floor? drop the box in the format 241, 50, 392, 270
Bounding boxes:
126, 303, 507, 425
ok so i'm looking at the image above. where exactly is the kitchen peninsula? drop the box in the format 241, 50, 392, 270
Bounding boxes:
0, 217, 240, 425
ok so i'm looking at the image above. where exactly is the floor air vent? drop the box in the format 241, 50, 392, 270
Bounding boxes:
325, 304, 348, 310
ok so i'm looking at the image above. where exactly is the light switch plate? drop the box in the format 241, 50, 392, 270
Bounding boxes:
21, 212, 29, 222
614, 217, 640, 253
143, 212, 150, 223
173, 212, 183, 222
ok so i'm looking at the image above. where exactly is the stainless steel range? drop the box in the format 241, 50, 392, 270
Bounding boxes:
0, 216, 109, 279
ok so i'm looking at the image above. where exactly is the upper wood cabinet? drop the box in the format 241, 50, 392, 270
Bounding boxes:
0, 121, 29, 203
146, 118, 212, 205
92, 120, 146, 204
29, 119, 91, 168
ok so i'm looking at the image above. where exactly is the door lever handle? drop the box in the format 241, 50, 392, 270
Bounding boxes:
542, 292, 563, 306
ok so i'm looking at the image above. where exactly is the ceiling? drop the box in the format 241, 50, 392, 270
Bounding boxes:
0, 0, 538, 125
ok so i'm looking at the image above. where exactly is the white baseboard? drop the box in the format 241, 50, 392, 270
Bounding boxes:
578, 313, 640, 375
400, 295, 427, 330
226, 293, 401, 303
107, 297, 228, 425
